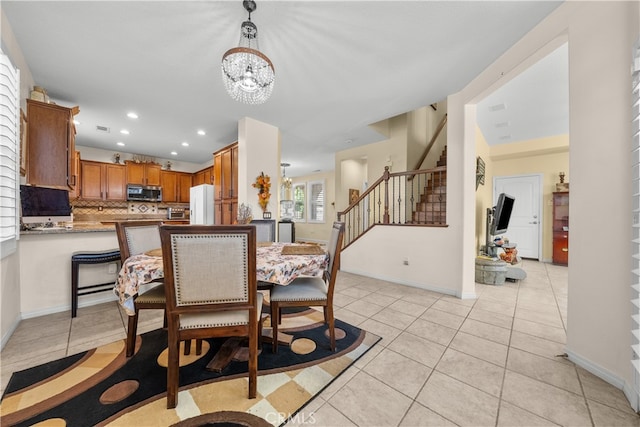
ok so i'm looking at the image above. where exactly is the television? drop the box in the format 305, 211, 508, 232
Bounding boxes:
490, 193, 515, 235
20, 185, 72, 226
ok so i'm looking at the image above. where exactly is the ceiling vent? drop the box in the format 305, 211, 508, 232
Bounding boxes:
488, 103, 506, 112
96, 125, 110, 133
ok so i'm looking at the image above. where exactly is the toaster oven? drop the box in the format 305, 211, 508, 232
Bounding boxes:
167, 207, 186, 219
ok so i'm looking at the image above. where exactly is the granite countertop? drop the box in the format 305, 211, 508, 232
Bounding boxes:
20, 219, 190, 235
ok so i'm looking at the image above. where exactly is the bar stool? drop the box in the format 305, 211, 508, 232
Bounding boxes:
71, 249, 121, 318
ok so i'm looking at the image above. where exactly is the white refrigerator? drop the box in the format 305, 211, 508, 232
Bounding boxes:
190, 184, 215, 225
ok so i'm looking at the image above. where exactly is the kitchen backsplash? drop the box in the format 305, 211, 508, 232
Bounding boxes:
72, 199, 188, 222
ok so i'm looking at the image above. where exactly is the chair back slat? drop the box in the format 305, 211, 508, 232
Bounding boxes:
170, 233, 249, 306
325, 222, 345, 287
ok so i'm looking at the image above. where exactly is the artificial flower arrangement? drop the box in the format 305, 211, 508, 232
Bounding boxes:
252, 172, 271, 212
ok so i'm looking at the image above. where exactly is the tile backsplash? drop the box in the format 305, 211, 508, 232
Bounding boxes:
71, 199, 187, 222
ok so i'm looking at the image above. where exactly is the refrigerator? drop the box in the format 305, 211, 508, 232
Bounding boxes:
190, 184, 215, 225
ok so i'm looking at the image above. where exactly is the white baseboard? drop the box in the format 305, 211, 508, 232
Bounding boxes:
20, 294, 118, 320
0, 313, 21, 350
340, 267, 461, 298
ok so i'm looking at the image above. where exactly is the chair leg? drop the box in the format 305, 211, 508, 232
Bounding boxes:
270, 301, 279, 353
166, 328, 180, 409
327, 305, 336, 352
195, 339, 203, 355
126, 309, 139, 357
248, 325, 258, 399
183, 339, 192, 355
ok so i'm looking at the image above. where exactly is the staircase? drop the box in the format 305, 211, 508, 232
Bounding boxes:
411, 147, 447, 224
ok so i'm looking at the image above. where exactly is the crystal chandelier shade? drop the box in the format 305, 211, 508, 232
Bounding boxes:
221, 1, 275, 105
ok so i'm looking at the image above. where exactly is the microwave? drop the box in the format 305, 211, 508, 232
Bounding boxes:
127, 184, 162, 202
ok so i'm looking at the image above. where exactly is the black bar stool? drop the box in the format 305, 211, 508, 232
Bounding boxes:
71, 249, 121, 318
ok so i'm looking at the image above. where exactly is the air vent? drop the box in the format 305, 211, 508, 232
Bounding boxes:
96, 125, 110, 133
495, 121, 510, 128
499, 135, 512, 140
489, 103, 506, 112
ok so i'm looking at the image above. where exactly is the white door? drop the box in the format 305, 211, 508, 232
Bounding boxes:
494, 174, 541, 260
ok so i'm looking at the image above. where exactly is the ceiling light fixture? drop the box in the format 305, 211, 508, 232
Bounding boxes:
127, 112, 138, 119
221, 0, 275, 105
280, 162, 292, 189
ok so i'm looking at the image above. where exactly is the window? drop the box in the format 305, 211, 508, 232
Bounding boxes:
308, 180, 325, 223
293, 183, 305, 221
0, 52, 19, 258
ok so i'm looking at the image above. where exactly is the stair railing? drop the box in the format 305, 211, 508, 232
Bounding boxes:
337, 166, 447, 249
408, 113, 448, 181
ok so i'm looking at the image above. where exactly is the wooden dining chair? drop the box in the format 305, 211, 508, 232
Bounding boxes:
269, 221, 345, 353
115, 220, 166, 357
160, 225, 262, 409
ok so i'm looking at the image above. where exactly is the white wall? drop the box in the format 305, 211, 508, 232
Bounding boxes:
457, 0, 638, 407
76, 145, 208, 173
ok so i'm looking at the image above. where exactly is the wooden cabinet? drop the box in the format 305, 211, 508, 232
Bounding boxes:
80, 160, 127, 201
69, 151, 81, 199
161, 171, 192, 204
125, 161, 161, 186
26, 99, 78, 189
178, 172, 192, 203
213, 143, 238, 225
193, 166, 213, 186
552, 191, 569, 265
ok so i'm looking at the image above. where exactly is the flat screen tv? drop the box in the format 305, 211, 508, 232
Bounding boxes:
20, 185, 72, 225
490, 193, 515, 235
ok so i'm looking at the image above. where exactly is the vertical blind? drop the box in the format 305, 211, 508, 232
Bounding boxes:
631, 40, 640, 409
0, 52, 19, 248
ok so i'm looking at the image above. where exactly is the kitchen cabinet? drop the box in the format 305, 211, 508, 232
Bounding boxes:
213, 143, 238, 225
80, 160, 127, 201
126, 161, 161, 186
552, 191, 569, 265
193, 166, 213, 186
178, 172, 192, 203
26, 99, 78, 189
161, 171, 192, 203
69, 151, 81, 199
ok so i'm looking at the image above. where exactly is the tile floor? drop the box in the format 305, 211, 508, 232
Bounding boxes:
2, 260, 640, 426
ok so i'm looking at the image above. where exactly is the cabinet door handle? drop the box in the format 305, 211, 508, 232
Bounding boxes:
562, 248, 568, 252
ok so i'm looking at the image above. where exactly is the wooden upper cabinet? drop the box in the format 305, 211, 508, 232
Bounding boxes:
213, 142, 238, 224
193, 166, 213, 186
26, 99, 77, 189
126, 161, 161, 186
160, 171, 178, 203
80, 160, 126, 201
178, 172, 192, 203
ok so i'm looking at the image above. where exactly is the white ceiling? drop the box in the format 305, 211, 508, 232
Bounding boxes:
2, 1, 563, 177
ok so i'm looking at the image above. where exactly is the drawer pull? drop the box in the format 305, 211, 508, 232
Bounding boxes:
562, 248, 568, 252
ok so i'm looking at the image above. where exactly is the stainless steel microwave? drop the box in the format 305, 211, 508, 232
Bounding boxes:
126, 184, 162, 202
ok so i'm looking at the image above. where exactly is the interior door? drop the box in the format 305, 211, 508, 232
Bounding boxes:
494, 174, 541, 260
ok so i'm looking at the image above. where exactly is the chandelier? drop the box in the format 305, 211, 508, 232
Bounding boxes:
221, 0, 275, 105
281, 162, 292, 189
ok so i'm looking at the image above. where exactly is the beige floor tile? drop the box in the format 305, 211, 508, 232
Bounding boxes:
361, 292, 397, 307
1, 331, 69, 366
474, 299, 515, 317
343, 299, 385, 318
333, 292, 358, 308
387, 299, 428, 317
506, 348, 581, 394
459, 318, 511, 345
435, 348, 505, 397
416, 371, 499, 426
334, 307, 367, 326
512, 317, 566, 344
399, 293, 440, 308
399, 402, 458, 427
357, 318, 403, 347
405, 318, 457, 347
290, 401, 357, 426
328, 371, 413, 426
387, 331, 446, 368
515, 306, 564, 329
282, 396, 327, 426
588, 398, 640, 427
501, 370, 592, 426
497, 401, 560, 426
67, 331, 126, 356
5, 316, 70, 345
371, 307, 417, 330
339, 287, 374, 299
431, 299, 473, 317
468, 306, 513, 329
449, 331, 508, 367
363, 348, 432, 398
509, 330, 570, 364
318, 365, 360, 401
420, 307, 465, 330
578, 367, 639, 415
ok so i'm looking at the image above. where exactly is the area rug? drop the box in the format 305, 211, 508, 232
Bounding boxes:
1, 308, 380, 426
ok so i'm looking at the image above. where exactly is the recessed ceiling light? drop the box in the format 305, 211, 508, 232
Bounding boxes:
197, 130, 206, 136
120, 129, 130, 135
171, 151, 178, 156
127, 112, 138, 119
181, 142, 189, 147
117, 142, 125, 146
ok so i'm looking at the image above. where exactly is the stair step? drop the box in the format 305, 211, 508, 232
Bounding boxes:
423, 186, 447, 195
415, 202, 446, 212
412, 211, 447, 222
421, 193, 447, 203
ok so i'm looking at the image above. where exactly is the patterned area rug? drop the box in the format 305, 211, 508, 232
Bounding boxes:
1, 308, 380, 426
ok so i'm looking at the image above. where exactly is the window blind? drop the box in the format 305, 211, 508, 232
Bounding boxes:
631, 40, 640, 410
0, 52, 19, 251
309, 181, 324, 222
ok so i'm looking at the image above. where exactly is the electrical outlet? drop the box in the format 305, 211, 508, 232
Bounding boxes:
98, 206, 104, 211
403, 257, 409, 266
107, 263, 118, 274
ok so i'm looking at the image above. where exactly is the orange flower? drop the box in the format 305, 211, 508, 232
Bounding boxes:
253, 172, 271, 212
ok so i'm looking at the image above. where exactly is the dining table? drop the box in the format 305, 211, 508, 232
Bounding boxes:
114, 242, 328, 316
